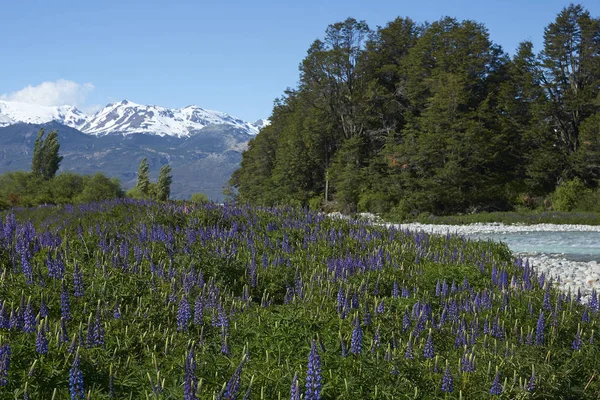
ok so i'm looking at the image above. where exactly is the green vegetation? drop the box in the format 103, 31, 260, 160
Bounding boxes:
127, 158, 173, 201
230, 4, 600, 218
0, 127, 125, 210
0, 171, 124, 210
31, 129, 63, 181
0, 201, 598, 398
401, 210, 600, 226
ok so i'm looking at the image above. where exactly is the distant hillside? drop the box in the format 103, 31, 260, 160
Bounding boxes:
0, 122, 250, 200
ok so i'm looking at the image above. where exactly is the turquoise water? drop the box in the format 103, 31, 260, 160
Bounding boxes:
468, 231, 600, 262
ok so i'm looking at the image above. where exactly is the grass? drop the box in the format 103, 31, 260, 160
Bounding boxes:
396, 210, 600, 226
0, 200, 598, 398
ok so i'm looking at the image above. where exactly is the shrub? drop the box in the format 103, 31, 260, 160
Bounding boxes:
551, 178, 590, 211
190, 192, 210, 204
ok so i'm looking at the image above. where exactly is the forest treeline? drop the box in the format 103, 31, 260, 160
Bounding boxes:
230, 4, 600, 217
0, 130, 181, 209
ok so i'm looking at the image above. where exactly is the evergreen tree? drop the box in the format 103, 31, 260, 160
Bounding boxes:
540, 4, 600, 182
136, 158, 150, 196
156, 164, 173, 201
31, 129, 63, 181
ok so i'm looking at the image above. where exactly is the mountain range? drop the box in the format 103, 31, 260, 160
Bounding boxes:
0, 100, 269, 200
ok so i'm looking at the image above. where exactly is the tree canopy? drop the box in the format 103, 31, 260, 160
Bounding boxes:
230, 6, 600, 217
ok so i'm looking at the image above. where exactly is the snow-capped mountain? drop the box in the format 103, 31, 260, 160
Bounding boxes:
0, 99, 265, 137
251, 119, 271, 131
79, 100, 261, 137
0, 100, 87, 128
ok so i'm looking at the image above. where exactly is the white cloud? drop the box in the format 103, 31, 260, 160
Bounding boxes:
0, 79, 94, 107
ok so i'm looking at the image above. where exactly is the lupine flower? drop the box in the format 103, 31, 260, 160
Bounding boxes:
572, 328, 582, 351
73, 264, 84, 297
404, 338, 414, 359
39, 298, 49, 319
220, 356, 245, 399
290, 372, 300, 400
305, 340, 322, 400
177, 296, 191, 332
59, 318, 70, 343
61, 284, 72, 321
489, 370, 502, 395
194, 296, 203, 325
441, 363, 453, 393
69, 355, 85, 400
183, 348, 197, 400
535, 311, 545, 346
22, 300, 36, 334
423, 330, 435, 359
350, 318, 363, 354
113, 301, 121, 319
372, 325, 381, 352
0, 344, 11, 386
527, 369, 536, 392
36, 323, 48, 354
376, 300, 385, 314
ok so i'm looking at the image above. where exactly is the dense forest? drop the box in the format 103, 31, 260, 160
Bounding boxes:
230, 4, 600, 217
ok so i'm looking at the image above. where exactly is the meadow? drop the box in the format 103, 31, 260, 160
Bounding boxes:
0, 200, 598, 399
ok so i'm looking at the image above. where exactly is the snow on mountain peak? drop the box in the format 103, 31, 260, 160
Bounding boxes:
0, 100, 86, 128
0, 99, 264, 138
78, 100, 260, 137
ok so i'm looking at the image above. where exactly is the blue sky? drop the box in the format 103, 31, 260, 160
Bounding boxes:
1, 0, 598, 122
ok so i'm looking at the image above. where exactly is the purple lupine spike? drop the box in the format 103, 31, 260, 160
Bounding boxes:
402, 309, 411, 332
69, 355, 85, 400
194, 296, 204, 325
527, 369, 536, 392
401, 285, 410, 298
535, 311, 545, 346
61, 283, 72, 321
0, 344, 11, 386
404, 338, 414, 359
372, 325, 381, 352
392, 281, 399, 298
543, 285, 552, 311
290, 372, 300, 400
113, 301, 121, 319
305, 340, 322, 400
350, 318, 363, 355
22, 300, 36, 334
571, 328, 582, 351
489, 370, 502, 395
220, 357, 245, 400
93, 308, 105, 347
423, 330, 435, 359
340, 333, 347, 357
376, 300, 385, 314
183, 348, 197, 400
36, 323, 48, 354
73, 264, 84, 297
59, 318, 69, 343
441, 364, 454, 393
40, 298, 48, 319
177, 296, 191, 332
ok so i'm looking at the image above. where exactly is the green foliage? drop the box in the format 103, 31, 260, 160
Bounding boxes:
231, 5, 600, 218
0, 171, 123, 209
76, 174, 125, 204
551, 178, 592, 211
135, 158, 150, 196
190, 192, 209, 204
31, 128, 64, 181
0, 201, 599, 398
155, 164, 173, 201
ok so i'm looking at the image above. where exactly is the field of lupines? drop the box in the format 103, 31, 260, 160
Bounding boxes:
0, 200, 598, 399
